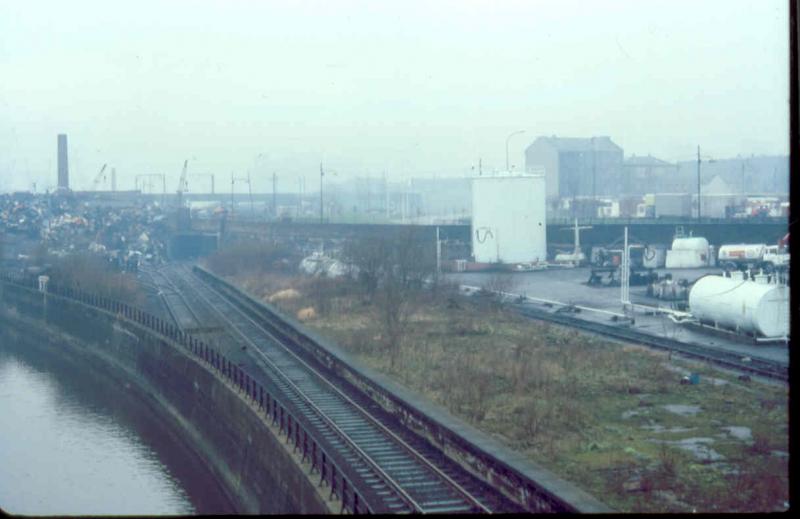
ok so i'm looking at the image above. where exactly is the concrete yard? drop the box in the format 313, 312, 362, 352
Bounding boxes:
446, 266, 788, 365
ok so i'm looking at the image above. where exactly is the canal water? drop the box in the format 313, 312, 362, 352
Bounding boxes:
0, 336, 235, 515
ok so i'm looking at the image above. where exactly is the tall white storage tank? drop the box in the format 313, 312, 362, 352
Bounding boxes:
688, 274, 789, 338
471, 173, 547, 264
665, 237, 710, 268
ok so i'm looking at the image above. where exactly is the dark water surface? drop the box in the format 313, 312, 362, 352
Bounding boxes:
0, 336, 235, 515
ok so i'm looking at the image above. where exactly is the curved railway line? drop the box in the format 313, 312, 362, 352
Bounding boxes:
161, 264, 522, 514
140, 266, 199, 330
142, 265, 221, 334
487, 293, 789, 382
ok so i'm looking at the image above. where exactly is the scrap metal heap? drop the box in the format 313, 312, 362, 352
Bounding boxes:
0, 192, 170, 272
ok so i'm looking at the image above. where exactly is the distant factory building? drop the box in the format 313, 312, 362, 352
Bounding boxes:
675, 155, 789, 195
57, 133, 69, 191
622, 154, 680, 195
524, 136, 623, 202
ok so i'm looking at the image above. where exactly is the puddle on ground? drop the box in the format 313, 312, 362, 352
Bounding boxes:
721, 426, 752, 441
662, 404, 701, 416
641, 424, 694, 433
649, 437, 725, 461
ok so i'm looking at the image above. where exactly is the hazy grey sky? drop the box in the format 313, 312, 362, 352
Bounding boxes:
0, 0, 789, 193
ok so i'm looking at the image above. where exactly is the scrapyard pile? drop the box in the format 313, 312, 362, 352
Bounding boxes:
1, 194, 170, 272
0, 194, 47, 238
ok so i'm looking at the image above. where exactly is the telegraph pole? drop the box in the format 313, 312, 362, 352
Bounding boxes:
247, 172, 254, 216
383, 170, 388, 219
505, 130, 525, 171
696, 145, 701, 221
741, 161, 746, 196
592, 137, 597, 206
272, 172, 277, 218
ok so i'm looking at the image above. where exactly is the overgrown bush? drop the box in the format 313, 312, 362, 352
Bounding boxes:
205, 240, 294, 277
48, 253, 144, 306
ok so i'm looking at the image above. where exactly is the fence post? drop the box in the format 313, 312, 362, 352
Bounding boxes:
340, 477, 348, 513
311, 442, 318, 473
330, 464, 337, 500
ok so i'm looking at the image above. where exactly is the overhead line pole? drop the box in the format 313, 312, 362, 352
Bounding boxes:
272, 171, 277, 219
505, 130, 525, 171
247, 172, 254, 216
697, 145, 701, 221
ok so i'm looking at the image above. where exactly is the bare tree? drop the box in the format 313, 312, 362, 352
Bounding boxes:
310, 272, 333, 317
379, 229, 426, 367
344, 228, 435, 368
478, 272, 517, 313
343, 235, 387, 302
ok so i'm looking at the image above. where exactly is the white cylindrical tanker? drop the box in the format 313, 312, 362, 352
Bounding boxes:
665, 237, 710, 268
688, 274, 790, 338
717, 243, 767, 265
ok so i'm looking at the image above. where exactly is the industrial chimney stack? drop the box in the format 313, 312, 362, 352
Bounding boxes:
57, 134, 69, 190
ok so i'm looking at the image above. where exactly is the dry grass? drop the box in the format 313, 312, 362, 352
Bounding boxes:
49, 253, 145, 306
214, 266, 789, 513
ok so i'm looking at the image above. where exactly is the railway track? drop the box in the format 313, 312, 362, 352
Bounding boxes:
142, 265, 221, 334
506, 297, 788, 382
169, 264, 519, 514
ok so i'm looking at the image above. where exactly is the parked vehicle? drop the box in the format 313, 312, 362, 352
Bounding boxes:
718, 243, 767, 268
763, 245, 790, 269
718, 241, 789, 270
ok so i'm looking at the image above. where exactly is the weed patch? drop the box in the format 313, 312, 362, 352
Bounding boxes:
214, 266, 789, 513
